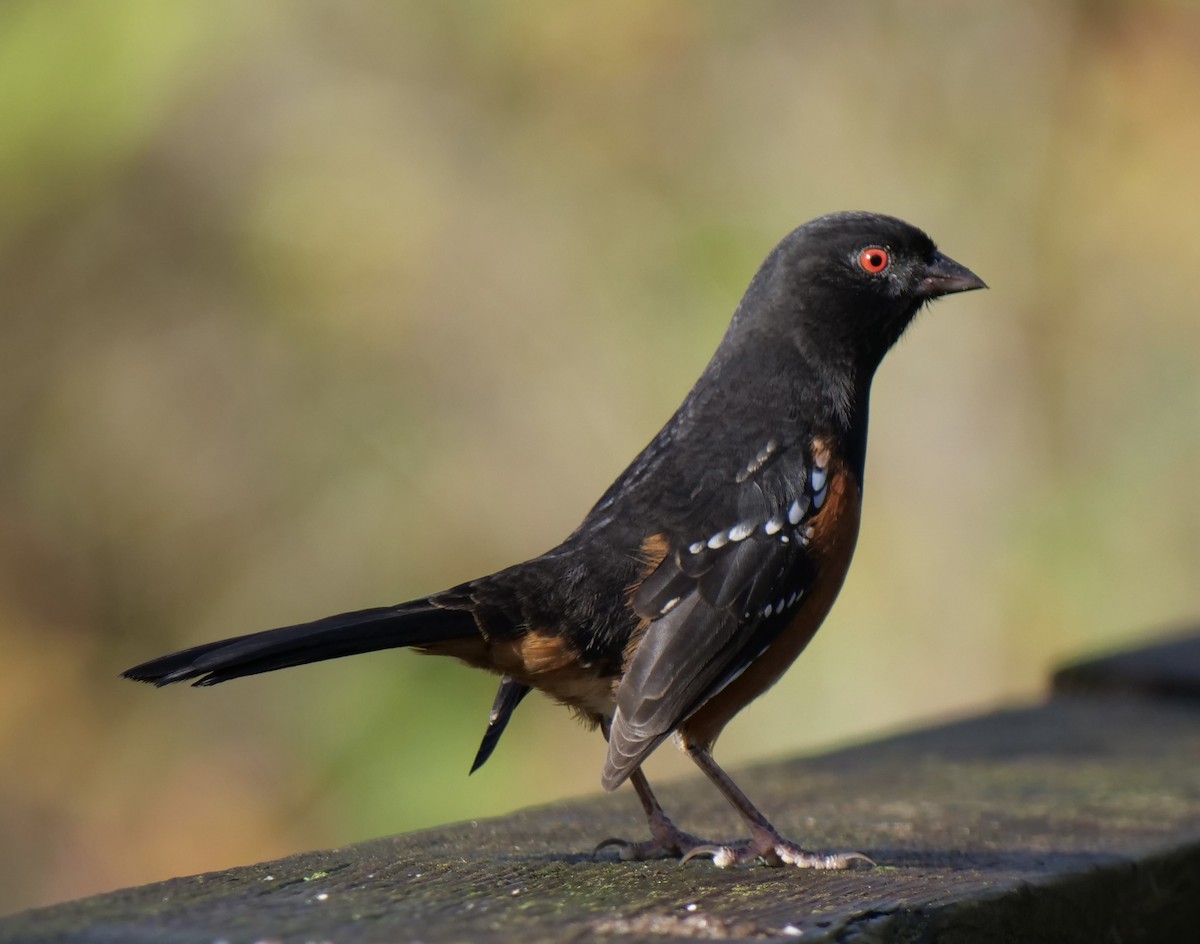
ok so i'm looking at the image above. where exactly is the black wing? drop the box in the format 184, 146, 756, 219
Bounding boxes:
602, 438, 834, 789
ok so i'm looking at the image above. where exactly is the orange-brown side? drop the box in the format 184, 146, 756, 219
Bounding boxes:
422, 630, 617, 723
622, 531, 672, 665
415, 531, 675, 725
678, 453, 863, 749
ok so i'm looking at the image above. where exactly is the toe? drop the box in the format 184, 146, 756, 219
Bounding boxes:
680, 841, 755, 868
775, 844, 875, 870
594, 835, 688, 862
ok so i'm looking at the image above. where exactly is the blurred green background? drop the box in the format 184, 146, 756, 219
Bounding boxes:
3, 0, 1198, 917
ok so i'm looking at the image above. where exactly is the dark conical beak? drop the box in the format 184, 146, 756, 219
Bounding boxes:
918, 251, 987, 298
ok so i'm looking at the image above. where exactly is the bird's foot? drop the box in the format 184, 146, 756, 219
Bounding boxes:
679, 826, 874, 870
595, 811, 706, 861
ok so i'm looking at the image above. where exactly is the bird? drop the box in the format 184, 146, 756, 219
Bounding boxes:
123, 211, 985, 869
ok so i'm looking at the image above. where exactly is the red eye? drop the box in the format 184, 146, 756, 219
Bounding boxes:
858, 247, 890, 274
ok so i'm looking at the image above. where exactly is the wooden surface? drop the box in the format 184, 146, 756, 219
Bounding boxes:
1053, 629, 1200, 700
4, 634, 1200, 943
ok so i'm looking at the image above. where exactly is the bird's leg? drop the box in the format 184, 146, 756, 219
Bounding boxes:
594, 768, 707, 860
679, 745, 873, 870
594, 717, 702, 860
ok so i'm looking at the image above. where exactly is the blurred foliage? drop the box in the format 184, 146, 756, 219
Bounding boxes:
2, 0, 1198, 916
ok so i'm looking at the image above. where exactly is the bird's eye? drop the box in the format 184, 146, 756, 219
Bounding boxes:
857, 247, 890, 275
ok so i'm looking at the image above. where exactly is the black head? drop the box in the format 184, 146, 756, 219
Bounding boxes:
728, 211, 985, 377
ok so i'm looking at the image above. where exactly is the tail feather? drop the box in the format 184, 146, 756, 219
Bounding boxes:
469, 676, 531, 774
122, 601, 478, 687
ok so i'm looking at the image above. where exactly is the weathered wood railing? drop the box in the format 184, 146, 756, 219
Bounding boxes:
3, 631, 1199, 943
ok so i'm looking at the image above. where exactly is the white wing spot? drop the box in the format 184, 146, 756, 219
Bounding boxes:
810, 466, 827, 493
813, 485, 827, 510
660, 597, 681, 615
728, 521, 755, 542
787, 499, 804, 525
762, 603, 774, 617
764, 516, 784, 535
735, 439, 779, 483
774, 597, 786, 614
688, 541, 705, 555
707, 531, 729, 550
779, 535, 790, 544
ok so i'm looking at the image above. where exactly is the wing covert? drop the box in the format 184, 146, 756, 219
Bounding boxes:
604, 439, 835, 789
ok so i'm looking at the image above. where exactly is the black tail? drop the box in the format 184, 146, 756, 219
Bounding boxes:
122, 601, 478, 687
470, 676, 531, 774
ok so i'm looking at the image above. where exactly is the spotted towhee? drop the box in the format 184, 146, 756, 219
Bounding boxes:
124, 212, 985, 869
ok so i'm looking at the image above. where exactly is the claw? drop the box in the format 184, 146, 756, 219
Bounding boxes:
593, 804, 710, 862
588, 839, 652, 863
594, 834, 687, 861
593, 837, 625, 854
679, 843, 744, 868
678, 844, 720, 866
